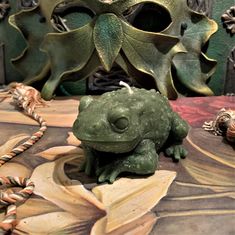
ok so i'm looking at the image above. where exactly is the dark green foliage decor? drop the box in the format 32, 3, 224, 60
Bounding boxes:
0, 0, 220, 99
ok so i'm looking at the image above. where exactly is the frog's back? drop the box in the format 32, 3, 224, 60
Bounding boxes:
102, 88, 173, 147
131, 88, 173, 143
101, 87, 171, 110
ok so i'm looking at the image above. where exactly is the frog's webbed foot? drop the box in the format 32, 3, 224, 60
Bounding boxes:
165, 144, 188, 162
96, 139, 158, 184
166, 112, 189, 162
96, 161, 127, 184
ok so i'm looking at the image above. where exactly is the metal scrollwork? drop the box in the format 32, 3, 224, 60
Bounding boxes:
20, 0, 38, 9
0, 0, 10, 21
88, 66, 139, 94
203, 108, 235, 143
221, 6, 235, 35
232, 48, 235, 69
0, 43, 5, 85
187, 0, 214, 17
224, 47, 235, 95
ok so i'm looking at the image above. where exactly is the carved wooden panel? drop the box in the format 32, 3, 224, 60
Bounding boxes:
0, 96, 234, 234
0, 43, 5, 85
224, 47, 235, 94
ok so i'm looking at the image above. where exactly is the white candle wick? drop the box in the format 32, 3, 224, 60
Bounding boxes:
102, 0, 113, 3
119, 81, 134, 95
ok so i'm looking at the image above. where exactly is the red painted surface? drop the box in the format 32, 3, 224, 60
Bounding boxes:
170, 96, 235, 127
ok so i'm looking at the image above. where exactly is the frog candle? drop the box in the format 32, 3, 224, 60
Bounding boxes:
73, 86, 189, 183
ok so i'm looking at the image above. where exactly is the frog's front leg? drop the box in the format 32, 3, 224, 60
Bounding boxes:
96, 139, 158, 184
165, 112, 189, 161
80, 145, 97, 176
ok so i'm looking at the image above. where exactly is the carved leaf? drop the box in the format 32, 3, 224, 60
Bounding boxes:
36, 145, 83, 161
66, 132, 81, 146
30, 153, 106, 220
92, 170, 176, 233
2, 144, 105, 234
91, 212, 157, 235
16, 212, 86, 234
16, 197, 60, 220
0, 162, 32, 178
0, 134, 29, 155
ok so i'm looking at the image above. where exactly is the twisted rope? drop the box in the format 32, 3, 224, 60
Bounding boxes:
0, 83, 47, 233
0, 108, 47, 166
0, 177, 35, 233
0, 83, 47, 166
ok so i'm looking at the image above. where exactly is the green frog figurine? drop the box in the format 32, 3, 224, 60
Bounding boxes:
73, 85, 189, 183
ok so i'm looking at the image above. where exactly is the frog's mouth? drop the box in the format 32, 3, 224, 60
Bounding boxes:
82, 139, 139, 153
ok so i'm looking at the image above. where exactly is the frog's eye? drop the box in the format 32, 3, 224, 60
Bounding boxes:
111, 117, 129, 133
108, 107, 129, 133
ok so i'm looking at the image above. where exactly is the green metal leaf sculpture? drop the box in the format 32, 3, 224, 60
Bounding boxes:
8, 0, 217, 100
93, 13, 124, 72
10, 4, 54, 85
162, 0, 218, 96
0, 0, 26, 83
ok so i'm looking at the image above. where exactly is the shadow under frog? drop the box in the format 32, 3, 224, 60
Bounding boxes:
73, 88, 189, 183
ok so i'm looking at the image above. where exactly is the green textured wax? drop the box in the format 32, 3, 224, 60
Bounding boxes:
73, 87, 189, 183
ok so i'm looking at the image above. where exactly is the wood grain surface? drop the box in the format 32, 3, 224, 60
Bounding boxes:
0, 95, 234, 235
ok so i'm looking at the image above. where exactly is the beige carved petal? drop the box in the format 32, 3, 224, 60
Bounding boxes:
91, 212, 157, 235
16, 197, 61, 220
15, 212, 84, 235
0, 134, 29, 155
0, 162, 32, 178
0, 98, 78, 128
30, 155, 106, 221
66, 132, 81, 146
92, 170, 176, 233
36, 145, 83, 161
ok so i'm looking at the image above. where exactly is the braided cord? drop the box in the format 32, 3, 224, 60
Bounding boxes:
0, 83, 47, 233
0, 108, 47, 166
0, 177, 34, 233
